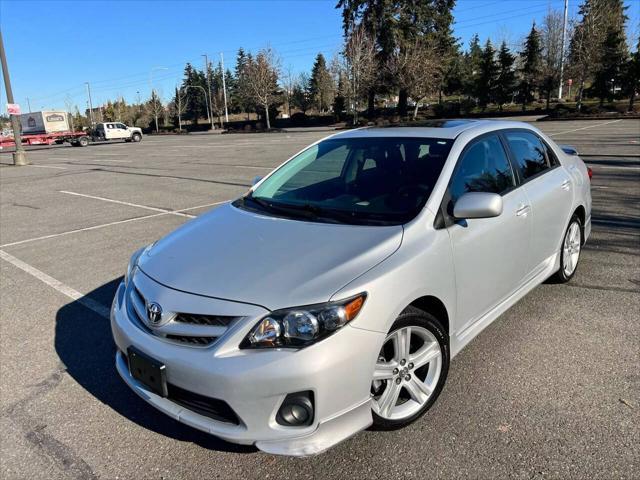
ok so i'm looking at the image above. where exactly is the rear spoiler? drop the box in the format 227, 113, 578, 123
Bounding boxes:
559, 144, 579, 156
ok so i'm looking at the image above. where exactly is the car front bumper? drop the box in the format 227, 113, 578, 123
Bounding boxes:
110, 279, 384, 456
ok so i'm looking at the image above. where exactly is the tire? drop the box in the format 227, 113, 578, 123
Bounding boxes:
370, 306, 449, 430
552, 215, 582, 283
131, 133, 142, 143
77, 136, 89, 147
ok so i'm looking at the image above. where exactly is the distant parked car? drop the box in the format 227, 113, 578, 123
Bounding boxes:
93, 122, 142, 143
111, 120, 592, 456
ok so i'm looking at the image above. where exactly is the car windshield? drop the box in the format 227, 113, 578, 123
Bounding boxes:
236, 136, 453, 225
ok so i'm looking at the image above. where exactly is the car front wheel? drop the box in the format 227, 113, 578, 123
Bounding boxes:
370, 307, 449, 430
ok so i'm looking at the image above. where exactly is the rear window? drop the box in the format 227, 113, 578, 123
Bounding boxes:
505, 131, 552, 180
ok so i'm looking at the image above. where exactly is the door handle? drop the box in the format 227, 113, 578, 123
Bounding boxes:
516, 204, 530, 217
561, 179, 571, 190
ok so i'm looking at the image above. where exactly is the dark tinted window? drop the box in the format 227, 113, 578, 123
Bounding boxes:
505, 131, 551, 180
242, 137, 454, 225
450, 134, 515, 202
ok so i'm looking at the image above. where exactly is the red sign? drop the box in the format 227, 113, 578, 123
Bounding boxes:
7, 103, 21, 115
567, 79, 573, 86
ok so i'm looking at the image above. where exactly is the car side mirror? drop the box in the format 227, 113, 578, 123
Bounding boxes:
252, 176, 263, 186
453, 192, 503, 219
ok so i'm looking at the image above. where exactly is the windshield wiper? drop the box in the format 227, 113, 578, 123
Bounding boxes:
242, 195, 321, 220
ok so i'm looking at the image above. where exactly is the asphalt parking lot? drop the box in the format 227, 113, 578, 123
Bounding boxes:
1, 118, 638, 479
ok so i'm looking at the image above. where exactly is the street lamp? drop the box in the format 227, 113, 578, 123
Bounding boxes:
182, 85, 214, 131
149, 66, 168, 133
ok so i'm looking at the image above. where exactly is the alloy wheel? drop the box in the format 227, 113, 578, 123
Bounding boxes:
371, 326, 442, 421
562, 221, 581, 277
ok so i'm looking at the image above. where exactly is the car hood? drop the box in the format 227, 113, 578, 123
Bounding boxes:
138, 203, 403, 310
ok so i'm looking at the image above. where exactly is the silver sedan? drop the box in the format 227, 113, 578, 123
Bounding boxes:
111, 120, 592, 456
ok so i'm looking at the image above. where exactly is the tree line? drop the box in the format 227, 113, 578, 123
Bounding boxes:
74, 0, 639, 130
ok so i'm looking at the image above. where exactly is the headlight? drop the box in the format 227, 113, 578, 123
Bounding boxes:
124, 245, 151, 286
241, 293, 366, 349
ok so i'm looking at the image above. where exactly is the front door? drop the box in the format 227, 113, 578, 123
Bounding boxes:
445, 134, 532, 334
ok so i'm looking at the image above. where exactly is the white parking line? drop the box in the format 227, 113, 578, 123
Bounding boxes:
590, 165, 640, 171
0, 200, 228, 248
60, 190, 195, 217
28, 165, 67, 170
0, 250, 110, 319
549, 119, 622, 137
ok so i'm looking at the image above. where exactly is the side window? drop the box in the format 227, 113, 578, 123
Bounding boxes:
106, 123, 114, 129
505, 131, 551, 180
449, 134, 515, 202
117, 123, 127, 129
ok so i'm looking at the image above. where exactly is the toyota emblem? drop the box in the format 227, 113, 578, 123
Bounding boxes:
146, 302, 163, 325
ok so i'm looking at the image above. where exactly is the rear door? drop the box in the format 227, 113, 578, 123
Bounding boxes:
444, 133, 532, 333
502, 130, 573, 274
104, 123, 117, 139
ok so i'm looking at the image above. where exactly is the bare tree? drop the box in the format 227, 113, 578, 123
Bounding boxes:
541, 9, 565, 109
170, 87, 188, 131
282, 66, 296, 117
245, 47, 280, 129
386, 37, 441, 119
568, 2, 606, 110
64, 95, 75, 131
340, 26, 376, 124
146, 90, 165, 132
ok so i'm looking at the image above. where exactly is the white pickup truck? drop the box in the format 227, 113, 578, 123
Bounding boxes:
93, 122, 143, 143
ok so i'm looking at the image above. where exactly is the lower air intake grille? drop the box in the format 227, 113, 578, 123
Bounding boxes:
167, 383, 240, 425
165, 335, 217, 346
174, 313, 236, 327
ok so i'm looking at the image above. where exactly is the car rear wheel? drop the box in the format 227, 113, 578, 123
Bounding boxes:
554, 215, 582, 283
370, 307, 449, 430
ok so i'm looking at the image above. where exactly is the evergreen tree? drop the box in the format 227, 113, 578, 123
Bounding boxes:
291, 73, 313, 113
179, 63, 208, 123
233, 48, 252, 117
622, 38, 639, 111
518, 23, 543, 111
309, 53, 334, 112
463, 34, 483, 100
495, 41, 516, 110
476, 40, 498, 110
337, 0, 457, 116
592, 25, 628, 104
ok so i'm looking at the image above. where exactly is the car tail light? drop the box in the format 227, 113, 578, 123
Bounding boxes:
587, 167, 593, 181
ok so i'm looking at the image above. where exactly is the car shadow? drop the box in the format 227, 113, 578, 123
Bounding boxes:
54, 277, 256, 454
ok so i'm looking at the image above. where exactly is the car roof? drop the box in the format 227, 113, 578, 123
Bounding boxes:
329, 119, 535, 140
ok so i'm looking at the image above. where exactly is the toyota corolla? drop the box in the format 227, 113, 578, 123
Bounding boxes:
111, 120, 591, 456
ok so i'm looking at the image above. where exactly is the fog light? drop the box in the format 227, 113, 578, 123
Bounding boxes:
276, 391, 314, 427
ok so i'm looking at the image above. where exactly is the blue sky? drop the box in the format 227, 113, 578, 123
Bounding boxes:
1, 0, 638, 113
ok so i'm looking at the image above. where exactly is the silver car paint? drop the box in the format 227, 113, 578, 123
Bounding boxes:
138, 203, 403, 310
111, 120, 591, 456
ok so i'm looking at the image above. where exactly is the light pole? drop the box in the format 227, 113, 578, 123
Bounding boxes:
0, 29, 27, 165
149, 66, 168, 133
220, 52, 229, 124
85, 82, 94, 126
558, 0, 569, 100
183, 85, 213, 131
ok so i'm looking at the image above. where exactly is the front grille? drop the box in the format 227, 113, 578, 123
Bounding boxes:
167, 383, 240, 425
166, 334, 217, 346
127, 280, 241, 349
174, 313, 235, 327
